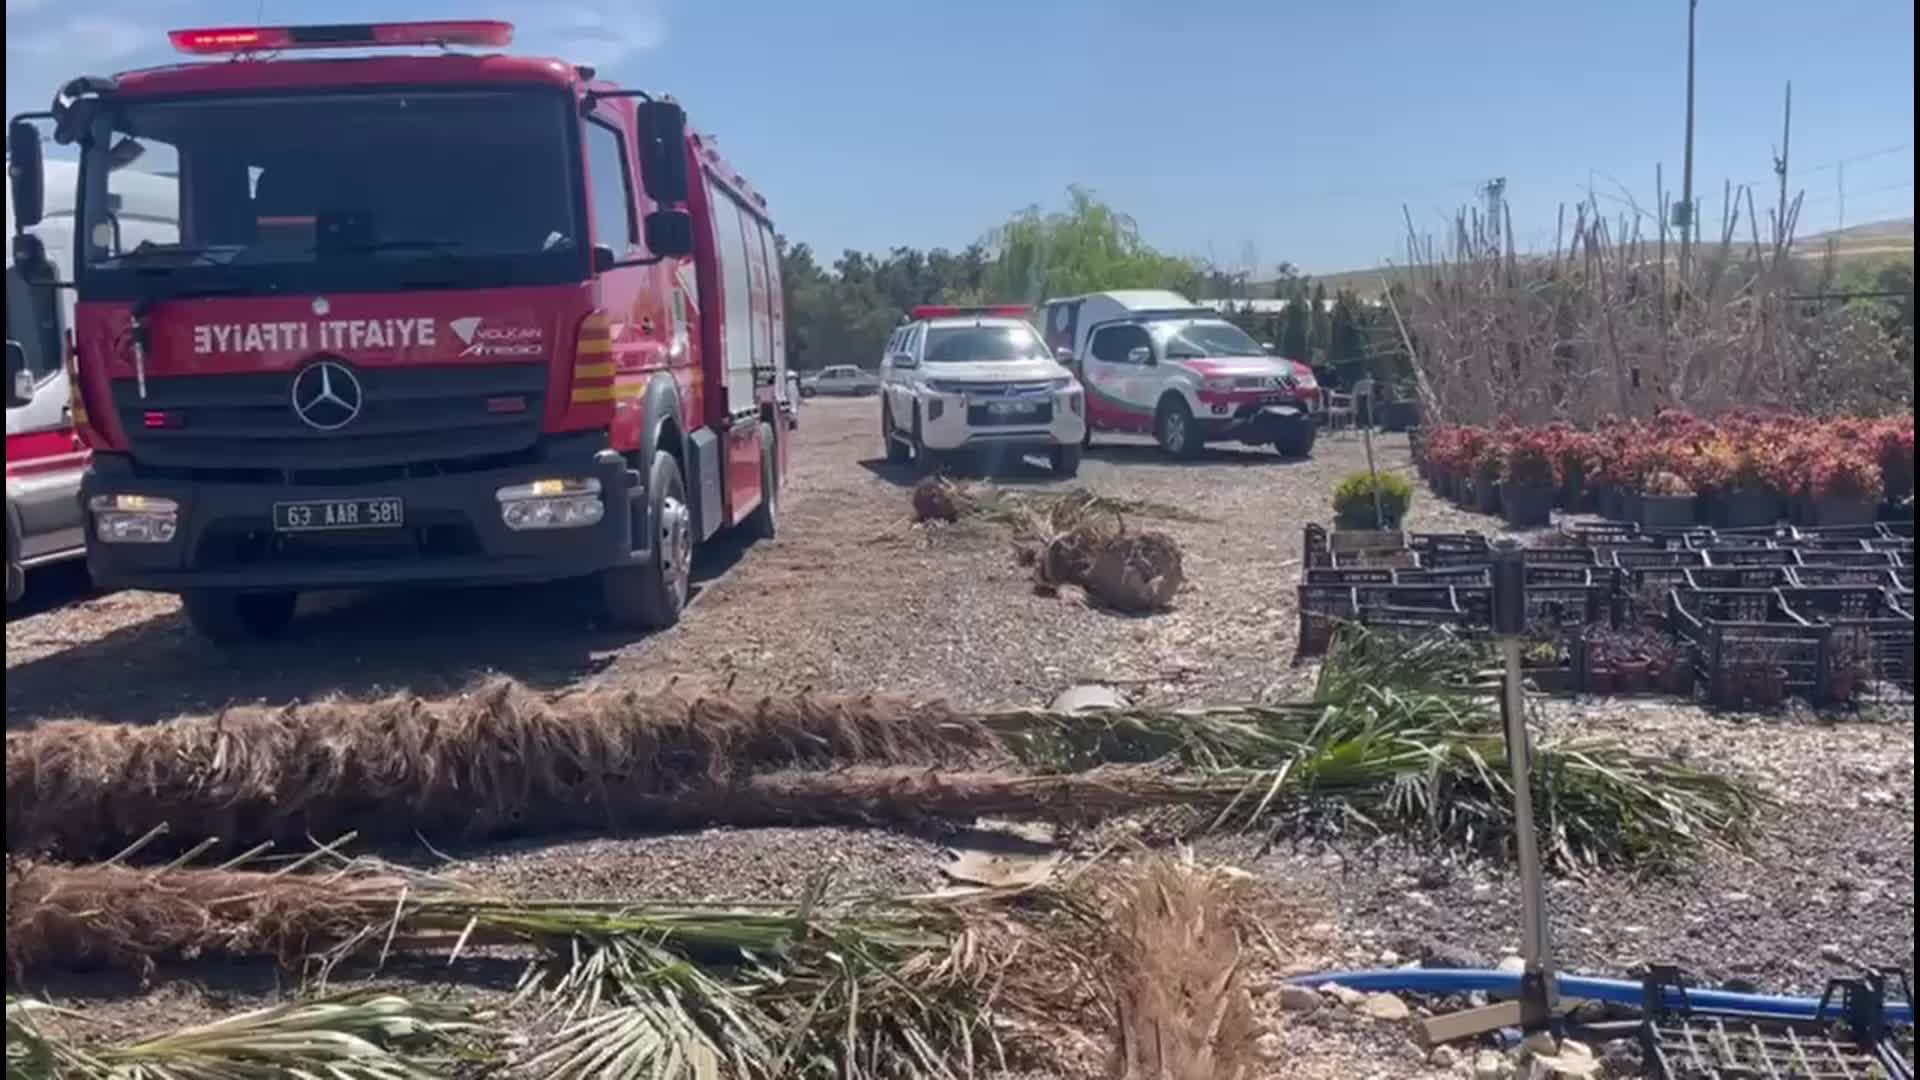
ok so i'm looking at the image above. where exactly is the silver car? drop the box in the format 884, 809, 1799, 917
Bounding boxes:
800, 365, 881, 398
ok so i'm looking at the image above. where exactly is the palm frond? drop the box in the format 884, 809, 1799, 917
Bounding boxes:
6, 992, 484, 1080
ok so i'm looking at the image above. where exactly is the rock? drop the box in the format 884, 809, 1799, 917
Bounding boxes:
1427, 1044, 1460, 1068
1276, 984, 1323, 1012
1378, 949, 1403, 966
1417, 861, 1454, 889
1497, 955, 1528, 975
1521, 1032, 1562, 1057
1362, 992, 1411, 1021
1598, 1039, 1639, 1075
1255, 1032, 1285, 1061
1528, 1038, 1598, 1079
1321, 982, 1369, 1008
1473, 1049, 1515, 1080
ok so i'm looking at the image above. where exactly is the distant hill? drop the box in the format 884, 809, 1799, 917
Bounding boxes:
1238, 216, 1914, 300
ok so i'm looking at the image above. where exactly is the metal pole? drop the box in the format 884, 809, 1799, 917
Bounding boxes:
1678, 0, 1699, 285
1491, 542, 1558, 1024
1355, 378, 1386, 527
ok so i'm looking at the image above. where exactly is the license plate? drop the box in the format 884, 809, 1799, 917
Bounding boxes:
273, 497, 405, 532
986, 401, 1040, 416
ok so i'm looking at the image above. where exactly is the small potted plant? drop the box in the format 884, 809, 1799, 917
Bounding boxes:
1523, 637, 1574, 694
1807, 449, 1885, 528
1638, 469, 1699, 530
1332, 469, 1415, 531
1501, 429, 1559, 528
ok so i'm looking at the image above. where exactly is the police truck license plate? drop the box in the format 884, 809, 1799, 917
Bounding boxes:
987, 401, 1039, 416
273, 498, 405, 532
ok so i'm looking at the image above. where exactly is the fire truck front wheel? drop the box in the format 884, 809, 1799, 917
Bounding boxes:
601, 452, 691, 630
182, 589, 298, 644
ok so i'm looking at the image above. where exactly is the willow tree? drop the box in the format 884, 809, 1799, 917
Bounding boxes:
984, 185, 1203, 304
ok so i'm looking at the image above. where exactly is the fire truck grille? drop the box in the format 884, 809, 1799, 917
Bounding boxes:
115, 364, 547, 473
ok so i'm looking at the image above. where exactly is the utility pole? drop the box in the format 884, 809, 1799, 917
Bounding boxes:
1774, 81, 1792, 254
1837, 161, 1845, 233
1482, 178, 1507, 252
1677, 0, 1699, 284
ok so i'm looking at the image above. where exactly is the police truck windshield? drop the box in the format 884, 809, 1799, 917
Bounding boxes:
76, 89, 583, 298
923, 324, 1050, 364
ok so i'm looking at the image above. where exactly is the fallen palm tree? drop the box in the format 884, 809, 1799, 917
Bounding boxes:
5, 991, 485, 1080
6, 856, 1102, 1079
7, 681, 1002, 860
5, 629, 1768, 870
908, 476, 1209, 530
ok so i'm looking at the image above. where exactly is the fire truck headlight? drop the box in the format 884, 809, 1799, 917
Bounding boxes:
89, 495, 180, 544
496, 478, 605, 531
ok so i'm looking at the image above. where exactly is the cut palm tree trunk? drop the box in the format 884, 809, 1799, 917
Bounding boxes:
6, 680, 1002, 860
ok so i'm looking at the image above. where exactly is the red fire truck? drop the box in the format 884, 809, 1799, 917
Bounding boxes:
6, 20, 793, 641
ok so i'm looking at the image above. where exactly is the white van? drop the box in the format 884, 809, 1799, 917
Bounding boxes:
1041, 290, 1320, 459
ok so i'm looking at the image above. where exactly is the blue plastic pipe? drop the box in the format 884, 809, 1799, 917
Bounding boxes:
1288, 968, 1915, 1025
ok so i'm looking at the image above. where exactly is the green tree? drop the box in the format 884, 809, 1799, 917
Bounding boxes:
983, 185, 1201, 303
1280, 289, 1311, 360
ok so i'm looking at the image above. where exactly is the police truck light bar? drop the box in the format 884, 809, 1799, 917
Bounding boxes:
910, 305, 1030, 320
168, 20, 514, 55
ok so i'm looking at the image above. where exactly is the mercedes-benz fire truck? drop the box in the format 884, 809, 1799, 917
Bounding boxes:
6, 20, 793, 641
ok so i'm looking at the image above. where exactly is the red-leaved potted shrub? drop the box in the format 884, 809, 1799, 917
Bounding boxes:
1471, 440, 1504, 515
1501, 429, 1559, 528
1696, 437, 1781, 529
1870, 417, 1915, 517
1807, 449, 1884, 528
1638, 469, 1698, 530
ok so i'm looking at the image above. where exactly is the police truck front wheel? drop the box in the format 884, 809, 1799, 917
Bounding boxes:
882, 405, 911, 464
602, 452, 692, 630
1050, 443, 1082, 477
182, 589, 298, 643
1274, 422, 1317, 459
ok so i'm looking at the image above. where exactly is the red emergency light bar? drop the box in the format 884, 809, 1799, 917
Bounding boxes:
910, 305, 1031, 320
168, 20, 514, 55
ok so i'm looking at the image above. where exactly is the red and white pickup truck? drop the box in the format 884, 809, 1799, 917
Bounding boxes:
1041, 289, 1319, 459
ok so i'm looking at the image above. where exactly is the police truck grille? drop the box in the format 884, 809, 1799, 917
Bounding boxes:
116, 363, 547, 472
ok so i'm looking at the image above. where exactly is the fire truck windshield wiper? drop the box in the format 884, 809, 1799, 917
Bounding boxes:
114, 242, 246, 270
312, 238, 466, 255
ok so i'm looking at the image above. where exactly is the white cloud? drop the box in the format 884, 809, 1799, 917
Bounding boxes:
524, 1, 667, 70
9, 14, 148, 60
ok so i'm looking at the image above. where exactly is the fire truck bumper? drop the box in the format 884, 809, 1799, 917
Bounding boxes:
80, 446, 646, 593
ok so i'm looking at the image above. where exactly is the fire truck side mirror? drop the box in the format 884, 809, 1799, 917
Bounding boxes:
643, 210, 693, 258
635, 102, 689, 205
8, 120, 45, 230
6, 341, 33, 409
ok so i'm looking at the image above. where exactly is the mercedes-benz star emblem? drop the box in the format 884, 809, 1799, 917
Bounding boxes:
290, 360, 363, 431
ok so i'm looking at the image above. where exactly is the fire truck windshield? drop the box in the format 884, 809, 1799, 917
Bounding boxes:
75, 88, 585, 299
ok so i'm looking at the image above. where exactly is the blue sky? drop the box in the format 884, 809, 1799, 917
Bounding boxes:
7, 0, 1913, 275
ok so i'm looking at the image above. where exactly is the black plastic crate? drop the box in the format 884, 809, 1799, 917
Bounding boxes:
1669, 588, 1831, 706
1613, 549, 1710, 569
1395, 567, 1491, 586
1304, 567, 1396, 585
1779, 586, 1917, 689
1685, 532, 1776, 550
1355, 585, 1463, 611
1797, 550, 1899, 568
1883, 521, 1917, 540
1789, 565, 1904, 589
1793, 523, 1888, 541
1704, 547, 1803, 567
1527, 565, 1601, 585
1639, 966, 1915, 1080
1562, 522, 1643, 545
1296, 584, 1358, 655
1686, 566, 1793, 589
1423, 548, 1499, 569
1407, 530, 1489, 554
1329, 550, 1422, 569
1524, 584, 1612, 626
1522, 546, 1600, 566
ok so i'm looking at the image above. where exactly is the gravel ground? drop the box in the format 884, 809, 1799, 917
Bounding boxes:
8, 397, 1912, 1076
